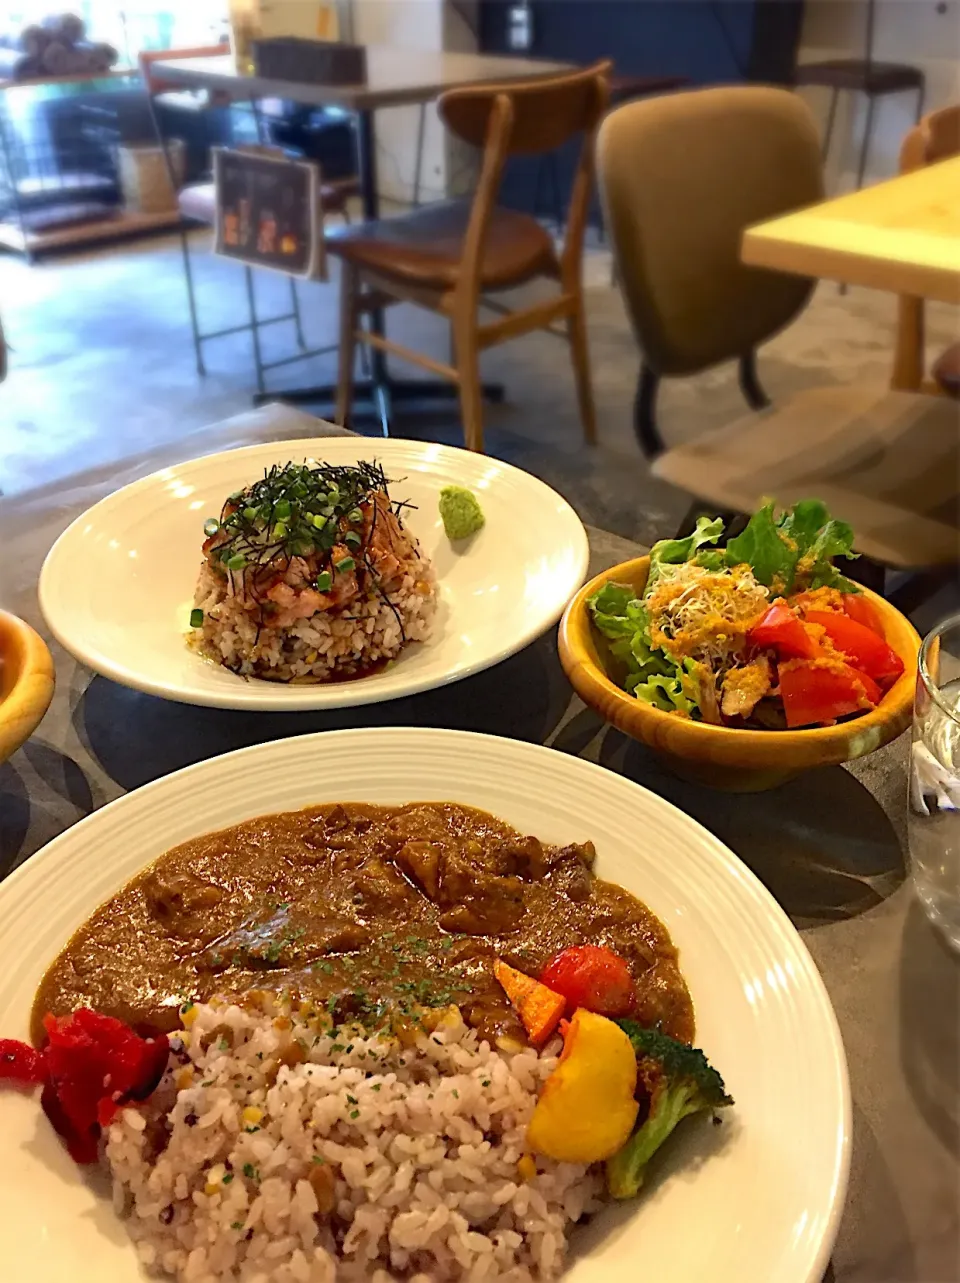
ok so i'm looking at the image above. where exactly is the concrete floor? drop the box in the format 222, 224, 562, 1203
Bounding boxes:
2, 228, 958, 571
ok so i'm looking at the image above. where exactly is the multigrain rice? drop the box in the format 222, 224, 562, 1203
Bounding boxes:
189, 558, 435, 683
106, 1001, 601, 1283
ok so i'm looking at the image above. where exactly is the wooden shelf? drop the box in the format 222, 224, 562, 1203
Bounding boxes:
0, 208, 181, 254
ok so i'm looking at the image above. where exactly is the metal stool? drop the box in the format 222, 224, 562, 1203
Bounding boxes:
796, 0, 925, 193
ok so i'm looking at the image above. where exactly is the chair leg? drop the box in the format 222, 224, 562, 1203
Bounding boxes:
822, 87, 840, 164
178, 224, 205, 377
567, 294, 598, 445
244, 265, 266, 396
634, 364, 664, 459
738, 351, 770, 411
334, 263, 359, 426
289, 278, 307, 350
452, 312, 485, 453
856, 93, 876, 191
412, 103, 426, 207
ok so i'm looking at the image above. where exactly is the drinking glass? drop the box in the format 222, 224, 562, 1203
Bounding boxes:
909, 614, 960, 948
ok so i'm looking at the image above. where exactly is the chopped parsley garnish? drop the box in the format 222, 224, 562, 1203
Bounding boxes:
349, 1109, 360, 1120
242, 1164, 259, 1181
312, 1155, 326, 1165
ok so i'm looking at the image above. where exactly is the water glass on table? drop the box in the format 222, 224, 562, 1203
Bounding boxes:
909, 614, 960, 948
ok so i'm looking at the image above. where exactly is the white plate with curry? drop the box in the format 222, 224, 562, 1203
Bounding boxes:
38, 438, 589, 709
0, 729, 850, 1283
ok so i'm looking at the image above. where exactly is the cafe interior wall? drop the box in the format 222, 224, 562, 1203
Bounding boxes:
798, 0, 960, 188
347, 0, 480, 203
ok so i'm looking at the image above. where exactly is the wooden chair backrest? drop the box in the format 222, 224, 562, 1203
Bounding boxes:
436, 61, 611, 298
138, 44, 227, 97
899, 102, 960, 171
893, 103, 960, 391
438, 61, 611, 155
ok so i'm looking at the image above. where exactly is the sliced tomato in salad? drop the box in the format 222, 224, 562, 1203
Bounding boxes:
747, 604, 820, 659
840, 593, 887, 640
778, 658, 882, 728
804, 610, 904, 687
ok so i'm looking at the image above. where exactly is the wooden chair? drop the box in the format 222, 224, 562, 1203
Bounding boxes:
139, 46, 358, 392
599, 86, 958, 572
327, 61, 611, 452
894, 102, 960, 399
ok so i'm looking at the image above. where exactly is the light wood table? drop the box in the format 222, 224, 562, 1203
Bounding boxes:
742, 157, 960, 305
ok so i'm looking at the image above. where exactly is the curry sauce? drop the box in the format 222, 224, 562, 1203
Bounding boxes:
32, 803, 694, 1048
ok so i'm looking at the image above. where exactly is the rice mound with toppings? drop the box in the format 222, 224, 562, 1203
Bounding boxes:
187, 462, 436, 683
106, 999, 601, 1283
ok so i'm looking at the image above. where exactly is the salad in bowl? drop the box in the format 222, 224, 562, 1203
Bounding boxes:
587, 500, 905, 731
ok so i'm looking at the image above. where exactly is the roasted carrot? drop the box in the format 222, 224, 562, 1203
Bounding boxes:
493, 959, 566, 1048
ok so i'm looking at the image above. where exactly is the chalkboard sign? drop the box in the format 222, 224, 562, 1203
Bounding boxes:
213, 147, 325, 280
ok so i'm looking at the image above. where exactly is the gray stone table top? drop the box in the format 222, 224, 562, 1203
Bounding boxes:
1, 405, 956, 1282
152, 48, 573, 112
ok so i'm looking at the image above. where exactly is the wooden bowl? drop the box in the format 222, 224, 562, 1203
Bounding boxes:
0, 611, 55, 764
558, 556, 920, 792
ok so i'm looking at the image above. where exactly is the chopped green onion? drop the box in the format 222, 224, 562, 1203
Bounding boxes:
189, 608, 204, 628
224, 553, 247, 570
348, 508, 363, 523
203, 518, 220, 537
272, 522, 287, 540
320, 505, 334, 518
326, 487, 340, 503
345, 531, 361, 548
274, 499, 291, 520
312, 514, 327, 531
243, 506, 258, 522
315, 571, 332, 592
335, 556, 356, 574
292, 540, 314, 556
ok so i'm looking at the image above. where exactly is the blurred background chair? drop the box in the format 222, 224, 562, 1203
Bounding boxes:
599, 85, 958, 578
328, 62, 611, 452
795, 0, 925, 194
598, 85, 822, 458
140, 46, 359, 394
894, 101, 960, 400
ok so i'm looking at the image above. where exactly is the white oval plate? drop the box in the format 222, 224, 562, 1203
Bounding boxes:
0, 729, 849, 1283
38, 438, 588, 709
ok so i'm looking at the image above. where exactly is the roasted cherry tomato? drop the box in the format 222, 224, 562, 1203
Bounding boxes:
540, 945, 635, 1018
778, 658, 882, 728
804, 610, 904, 686
748, 604, 820, 659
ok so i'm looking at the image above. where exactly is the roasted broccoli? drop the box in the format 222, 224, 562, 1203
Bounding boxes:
605, 1022, 733, 1199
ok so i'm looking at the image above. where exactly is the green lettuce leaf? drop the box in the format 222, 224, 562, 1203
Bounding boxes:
724, 502, 797, 590
632, 670, 697, 716
646, 517, 724, 593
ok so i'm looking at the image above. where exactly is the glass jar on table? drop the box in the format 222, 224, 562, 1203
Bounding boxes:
909, 613, 960, 948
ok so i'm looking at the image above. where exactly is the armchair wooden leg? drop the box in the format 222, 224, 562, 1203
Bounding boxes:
335, 263, 359, 427
567, 292, 598, 444
452, 313, 484, 453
